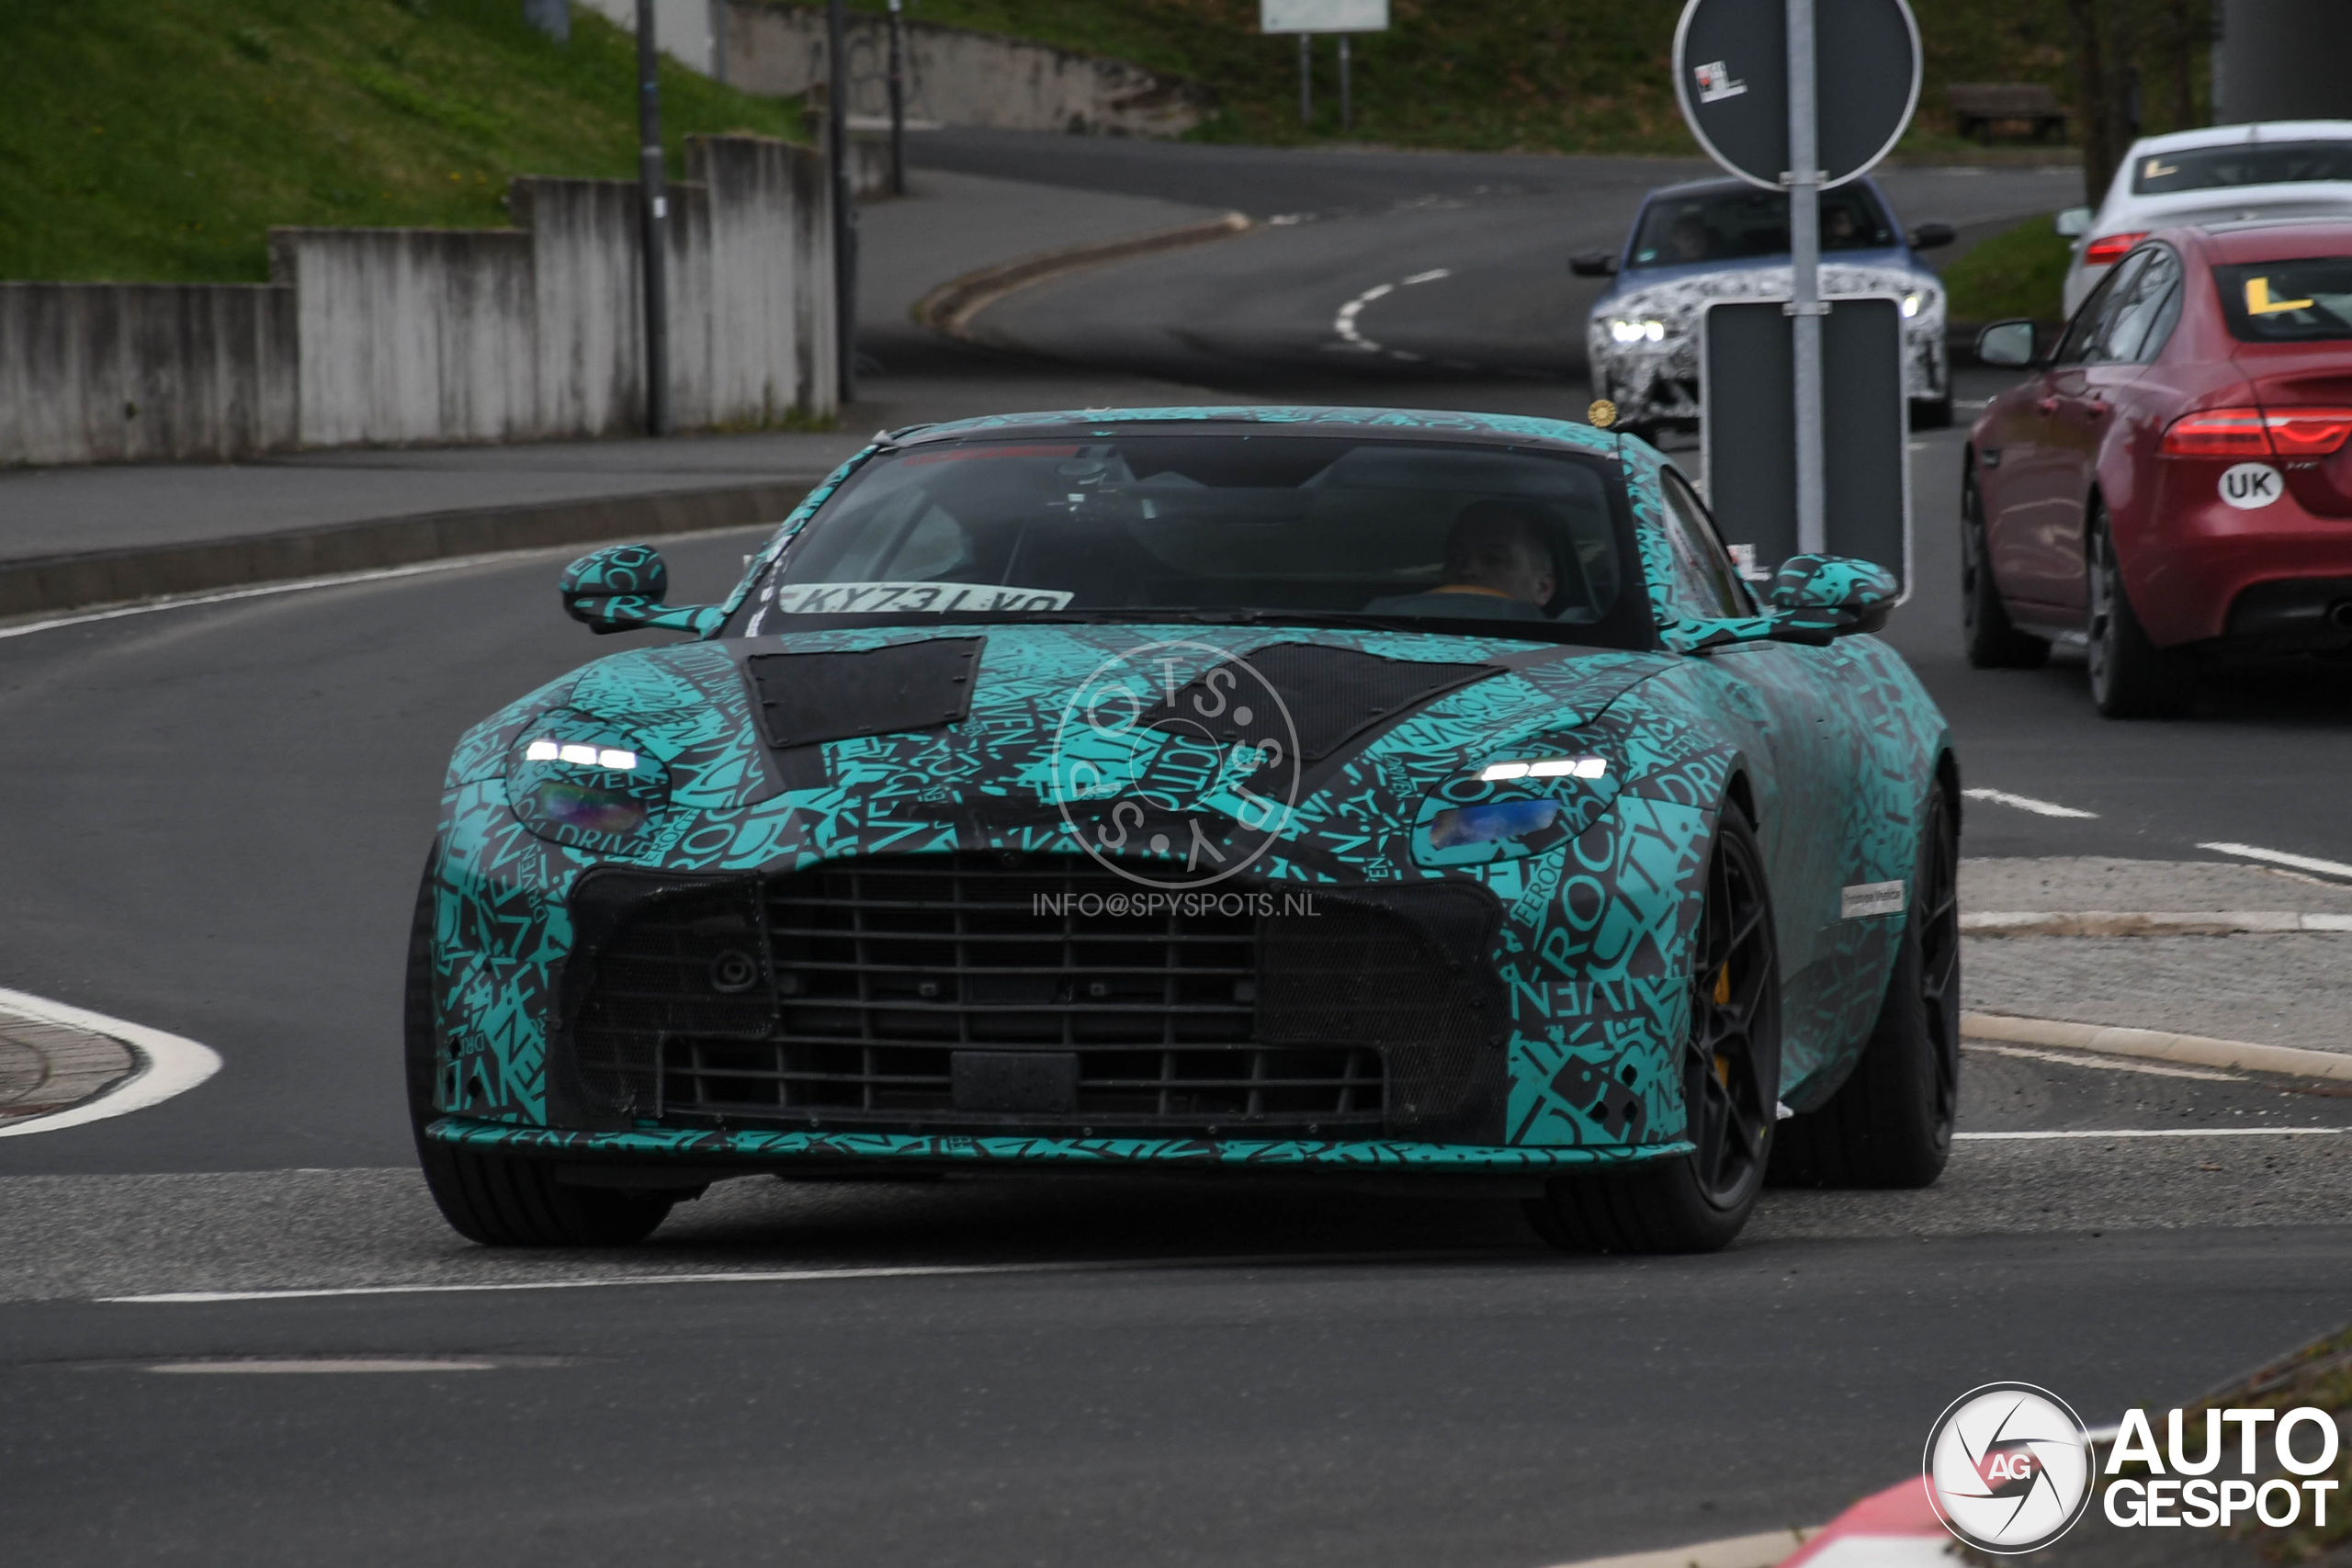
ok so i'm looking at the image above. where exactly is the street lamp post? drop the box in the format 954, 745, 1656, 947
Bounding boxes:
634, 0, 670, 436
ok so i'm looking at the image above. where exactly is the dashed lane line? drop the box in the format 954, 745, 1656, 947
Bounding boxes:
2200, 841, 2352, 883
1961, 787, 2098, 819
1332, 266, 1453, 360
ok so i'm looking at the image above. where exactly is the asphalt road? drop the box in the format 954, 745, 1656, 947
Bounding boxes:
7, 135, 2352, 1568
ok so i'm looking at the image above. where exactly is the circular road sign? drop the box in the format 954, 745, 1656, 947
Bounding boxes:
1673, 0, 1921, 190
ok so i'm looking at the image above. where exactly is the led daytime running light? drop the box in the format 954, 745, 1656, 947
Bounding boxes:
1481, 756, 1609, 783
525, 739, 640, 771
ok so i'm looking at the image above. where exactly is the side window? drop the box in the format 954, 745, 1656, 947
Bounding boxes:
2095, 247, 2182, 363
2054, 252, 2146, 365
1658, 471, 1754, 618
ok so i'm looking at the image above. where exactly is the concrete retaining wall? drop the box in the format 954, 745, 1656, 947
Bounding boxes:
3, 135, 833, 467
721, 3, 1214, 136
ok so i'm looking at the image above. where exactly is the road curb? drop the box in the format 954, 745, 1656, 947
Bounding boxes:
0, 478, 822, 619
911, 211, 1253, 336
1961, 1010, 2352, 1083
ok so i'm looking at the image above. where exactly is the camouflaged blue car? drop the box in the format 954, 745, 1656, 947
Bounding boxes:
409, 407, 1961, 1254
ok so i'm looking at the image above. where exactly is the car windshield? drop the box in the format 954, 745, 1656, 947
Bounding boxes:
1628, 186, 1896, 267
2213, 257, 2352, 342
2132, 141, 2352, 195
732, 434, 1645, 646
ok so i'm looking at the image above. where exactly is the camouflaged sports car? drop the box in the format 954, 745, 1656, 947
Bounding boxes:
408, 407, 1960, 1255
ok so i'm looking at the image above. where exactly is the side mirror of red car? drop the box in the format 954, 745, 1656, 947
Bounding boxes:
1976, 320, 2041, 369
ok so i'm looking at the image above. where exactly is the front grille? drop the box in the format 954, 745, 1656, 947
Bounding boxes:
560, 855, 1502, 1135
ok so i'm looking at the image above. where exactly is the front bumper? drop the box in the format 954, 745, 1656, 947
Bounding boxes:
1588, 312, 1948, 432
424, 1116, 1695, 1172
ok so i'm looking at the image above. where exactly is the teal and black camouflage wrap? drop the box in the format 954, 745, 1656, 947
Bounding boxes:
419, 407, 1951, 1175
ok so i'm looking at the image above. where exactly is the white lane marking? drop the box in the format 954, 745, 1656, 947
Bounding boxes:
1962, 1042, 2245, 1082
1962, 786, 2098, 818
147, 1359, 504, 1374
0, 987, 221, 1138
0, 523, 773, 642
1956, 1127, 2346, 1140
1331, 268, 1452, 356
2199, 840, 2352, 882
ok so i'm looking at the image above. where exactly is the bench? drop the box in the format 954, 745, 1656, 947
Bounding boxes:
1946, 84, 2070, 144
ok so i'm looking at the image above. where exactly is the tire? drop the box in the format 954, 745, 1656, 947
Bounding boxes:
1526, 808, 1779, 1254
405, 857, 674, 1247
1962, 468, 2049, 669
1769, 784, 1959, 1189
1910, 394, 1953, 431
2086, 508, 2194, 718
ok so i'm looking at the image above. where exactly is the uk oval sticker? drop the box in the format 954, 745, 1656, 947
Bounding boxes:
2220, 463, 2282, 509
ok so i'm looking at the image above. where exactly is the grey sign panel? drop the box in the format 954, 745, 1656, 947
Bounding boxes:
1700, 296, 1910, 593
1673, 0, 1922, 189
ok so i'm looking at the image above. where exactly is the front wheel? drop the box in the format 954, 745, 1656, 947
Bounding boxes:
405, 858, 675, 1247
2087, 510, 2194, 718
1526, 808, 1779, 1254
1769, 783, 1959, 1189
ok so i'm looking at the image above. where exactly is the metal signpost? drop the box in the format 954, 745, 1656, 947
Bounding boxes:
634, 0, 670, 436
828, 0, 857, 403
1673, 0, 1920, 580
1261, 0, 1388, 133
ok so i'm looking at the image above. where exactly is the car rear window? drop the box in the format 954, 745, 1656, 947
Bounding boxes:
734, 436, 1647, 646
2213, 258, 2352, 342
2132, 141, 2352, 195
1629, 186, 1895, 266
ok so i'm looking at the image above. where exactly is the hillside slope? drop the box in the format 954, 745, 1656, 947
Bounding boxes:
0, 0, 804, 283
860, 0, 2180, 157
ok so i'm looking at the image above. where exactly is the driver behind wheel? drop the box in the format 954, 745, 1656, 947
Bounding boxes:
1366, 499, 1560, 619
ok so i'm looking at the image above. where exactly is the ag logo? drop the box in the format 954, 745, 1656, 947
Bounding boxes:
1924, 1382, 2095, 1553
2219, 462, 2282, 509
1051, 639, 1300, 890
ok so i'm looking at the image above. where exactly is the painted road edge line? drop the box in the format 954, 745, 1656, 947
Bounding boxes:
1962, 909, 2352, 936
1961, 1009, 2352, 1083
1538, 1524, 1818, 1568
0, 987, 222, 1138
2199, 840, 2352, 882
1956, 1127, 2345, 1140
1961, 786, 2098, 818
912, 212, 1253, 336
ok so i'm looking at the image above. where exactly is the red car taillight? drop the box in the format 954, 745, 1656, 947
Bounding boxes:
2082, 231, 2147, 266
2159, 406, 2352, 457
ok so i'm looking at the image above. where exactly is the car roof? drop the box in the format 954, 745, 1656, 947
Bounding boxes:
1641, 174, 1886, 203
887, 405, 1623, 458
2130, 120, 2352, 156
2166, 217, 2352, 264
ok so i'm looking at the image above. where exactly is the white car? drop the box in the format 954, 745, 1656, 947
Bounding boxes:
1576, 177, 1955, 439
2061, 120, 2352, 317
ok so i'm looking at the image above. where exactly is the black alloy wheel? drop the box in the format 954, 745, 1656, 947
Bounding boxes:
2087, 507, 2194, 717
1962, 467, 2049, 669
404, 859, 679, 1247
1527, 808, 1779, 1254
1769, 783, 1959, 1189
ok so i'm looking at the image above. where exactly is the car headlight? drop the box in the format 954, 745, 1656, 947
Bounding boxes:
504, 709, 670, 849
1412, 750, 1622, 866
1902, 290, 1928, 318
1608, 318, 1667, 345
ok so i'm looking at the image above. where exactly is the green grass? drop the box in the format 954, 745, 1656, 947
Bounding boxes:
0, 0, 808, 283
1942, 214, 2076, 321
865, 0, 2187, 157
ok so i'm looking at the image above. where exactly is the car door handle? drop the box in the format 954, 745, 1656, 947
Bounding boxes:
2037, 396, 2060, 415
2082, 398, 2109, 419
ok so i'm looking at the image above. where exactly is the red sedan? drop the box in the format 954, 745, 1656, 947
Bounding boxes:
1966, 219, 2352, 716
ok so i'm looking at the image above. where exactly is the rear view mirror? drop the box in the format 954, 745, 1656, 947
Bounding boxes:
1975, 319, 2039, 368
560, 544, 724, 637
2054, 207, 2093, 238
1769, 554, 1899, 636
1569, 251, 1619, 277
1908, 220, 1957, 251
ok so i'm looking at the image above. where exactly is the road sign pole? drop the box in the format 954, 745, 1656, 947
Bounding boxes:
1299, 34, 1312, 126
1785, 0, 1826, 555
1339, 34, 1352, 132
634, 0, 670, 437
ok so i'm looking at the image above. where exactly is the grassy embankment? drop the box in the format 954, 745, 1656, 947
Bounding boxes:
854, 0, 2187, 160
1942, 214, 2076, 322
0, 0, 806, 284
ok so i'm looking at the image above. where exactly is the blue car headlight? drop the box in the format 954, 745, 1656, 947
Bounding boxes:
1412, 750, 1622, 867
503, 710, 670, 850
